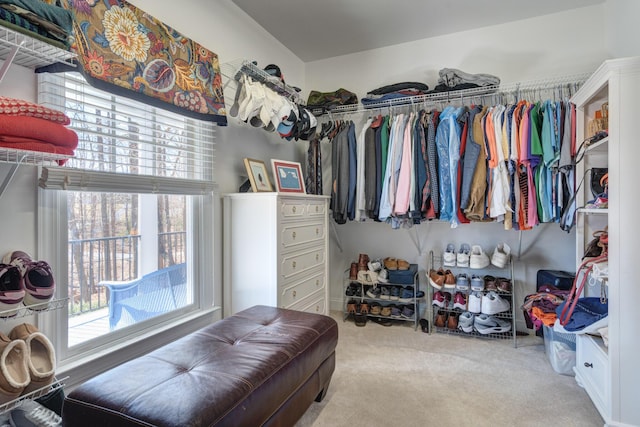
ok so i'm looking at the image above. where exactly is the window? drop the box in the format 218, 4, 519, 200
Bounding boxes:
37, 72, 216, 359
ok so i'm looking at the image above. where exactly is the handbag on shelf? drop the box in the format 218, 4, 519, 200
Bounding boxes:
590, 168, 608, 198
582, 228, 608, 260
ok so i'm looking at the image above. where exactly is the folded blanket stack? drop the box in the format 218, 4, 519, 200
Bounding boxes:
0, 96, 78, 161
0, 0, 74, 49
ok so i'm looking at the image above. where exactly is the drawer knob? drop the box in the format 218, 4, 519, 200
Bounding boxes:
292, 206, 296, 213
584, 362, 593, 368
292, 290, 296, 298
292, 261, 297, 269
316, 305, 320, 312
316, 279, 320, 286
292, 231, 296, 239
315, 206, 319, 212
315, 254, 319, 261
316, 228, 319, 235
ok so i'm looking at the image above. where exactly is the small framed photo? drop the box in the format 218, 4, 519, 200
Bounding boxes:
243, 158, 273, 192
271, 159, 306, 193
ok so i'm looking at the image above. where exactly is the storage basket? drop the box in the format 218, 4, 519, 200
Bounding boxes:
543, 324, 576, 376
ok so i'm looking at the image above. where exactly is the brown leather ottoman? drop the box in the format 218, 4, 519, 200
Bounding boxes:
62, 305, 338, 426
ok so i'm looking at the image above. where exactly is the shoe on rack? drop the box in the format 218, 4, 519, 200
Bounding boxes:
481, 291, 511, 315
455, 273, 469, 291
484, 275, 497, 291
398, 287, 414, 303
491, 243, 511, 268
0, 333, 30, 405
453, 292, 467, 310
378, 268, 389, 283
389, 286, 400, 301
434, 309, 448, 328
3, 251, 55, 309
390, 304, 402, 317
354, 313, 367, 327
380, 306, 392, 316
359, 301, 369, 314
0, 264, 25, 318
349, 262, 358, 280
397, 259, 410, 270
380, 286, 391, 300
469, 245, 490, 269
470, 275, 484, 291
9, 399, 62, 427
496, 277, 512, 293
468, 291, 482, 314
428, 269, 445, 290
401, 304, 414, 319
432, 290, 449, 308
474, 314, 511, 334
458, 312, 475, 333
370, 302, 382, 315
383, 257, 398, 270
443, 243, 456, 267
443, 270, 456, 289
347, 299, 357, 314
367, 260, 382, 272
447, 311, 460, 329
366, 285, 381, 299
457, 243, 471, 267
415, 290, 425, 299
357, 270, 378, 284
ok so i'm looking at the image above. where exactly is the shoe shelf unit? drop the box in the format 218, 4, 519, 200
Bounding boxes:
427, 250, 517, 348
0, 376, 67, 415
569, 57, 640, 426
343, 267, 423, 330
0, 297, 68, 320
0, 23, 76, 197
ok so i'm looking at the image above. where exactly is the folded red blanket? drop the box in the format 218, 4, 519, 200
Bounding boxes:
0, 96, 70, 125
0, 116, 77, 149
0, 136, 75, 156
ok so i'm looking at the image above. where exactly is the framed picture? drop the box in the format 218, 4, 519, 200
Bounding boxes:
243, 158, 273, 192
271, 159, 306, 193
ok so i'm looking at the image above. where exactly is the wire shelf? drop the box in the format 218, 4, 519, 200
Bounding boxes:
220, 59, 305, 105
0, 376, 67, 415
0, 147, 72, 165
0, 298, 68, 320
0, 24, 76, 70
316, 72, 592, 116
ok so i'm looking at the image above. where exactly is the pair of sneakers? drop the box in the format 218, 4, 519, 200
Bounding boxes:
443, 243, 471, 268
0, 251, 56, 317
458, 312, 511, 334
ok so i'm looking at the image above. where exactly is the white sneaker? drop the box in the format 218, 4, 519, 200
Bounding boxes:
468, 291, 482, 313
456, 243, 471, 267
443, 243, 456, 267
377, 268, 389, 283
10, 400, 62, 427
480, 291, 511, 315
491, 243, 511, 268
458, 311, 475, 333
469, 245, 490, 269
473, 314, 511, 334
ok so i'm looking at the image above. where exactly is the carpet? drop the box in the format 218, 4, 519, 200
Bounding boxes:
295, 311, 603, 427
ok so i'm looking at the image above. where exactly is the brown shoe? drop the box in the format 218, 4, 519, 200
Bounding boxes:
484, 275, 497, 291
428, 268, 445, 289
358, 253, 370, 266
9, 324, 55, 395
347, 299, 357, 314
496, 277, 512, 293
349, 262, 358, 280
381, 306, 392, 316
447, 311, 460, 329
444, 269, 456, 289
370, 302, 382, 315
0, 333, 29, 404
434, 309, 448, 328
384, 257, 398, 270
397, 259, 410, 270
359, 301, 370, 314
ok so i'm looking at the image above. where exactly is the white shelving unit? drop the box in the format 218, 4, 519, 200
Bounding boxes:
570, 56, 640, 426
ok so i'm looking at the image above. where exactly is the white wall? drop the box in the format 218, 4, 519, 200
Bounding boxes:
605, 0, 640, 58
305, 4, 610, 329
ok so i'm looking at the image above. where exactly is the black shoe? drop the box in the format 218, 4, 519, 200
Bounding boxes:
419, 318, 429, 333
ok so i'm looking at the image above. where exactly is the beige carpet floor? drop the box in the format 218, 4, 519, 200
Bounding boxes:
295, 311, 603, 427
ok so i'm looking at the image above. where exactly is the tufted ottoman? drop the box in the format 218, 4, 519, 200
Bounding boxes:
62, 305, 338, 427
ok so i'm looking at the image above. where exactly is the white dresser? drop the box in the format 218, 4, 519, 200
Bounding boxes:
223, 193, 330, 317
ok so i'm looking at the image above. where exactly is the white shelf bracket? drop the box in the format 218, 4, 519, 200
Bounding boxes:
0, 43, 22, 83
0, 154, 26, 199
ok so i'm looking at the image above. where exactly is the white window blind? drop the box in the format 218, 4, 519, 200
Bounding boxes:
37, 72, 216, 194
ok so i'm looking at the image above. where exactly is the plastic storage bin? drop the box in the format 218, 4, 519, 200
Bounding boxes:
543, 324, 576, 376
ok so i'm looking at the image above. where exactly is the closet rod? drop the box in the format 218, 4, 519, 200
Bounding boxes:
319, 72, 592, 116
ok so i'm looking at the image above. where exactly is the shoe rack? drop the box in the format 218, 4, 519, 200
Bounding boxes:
342, 262, 423, 330
0, 299, 69, 414
427, 250, 517, 348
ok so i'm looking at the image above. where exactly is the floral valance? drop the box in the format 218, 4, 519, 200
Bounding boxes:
55, 0, 227, 125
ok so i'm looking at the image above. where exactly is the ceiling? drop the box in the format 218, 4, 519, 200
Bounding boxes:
231, 0, 604, 62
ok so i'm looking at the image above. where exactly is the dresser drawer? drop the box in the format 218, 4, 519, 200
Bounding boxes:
306, 200, 327, 217
280, 199, 307, 219
287, 290, 326, 315
576, 334, 608, 411
280, 246, 325, 280
280, 221, 326, 250
280, 269, 326, 307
